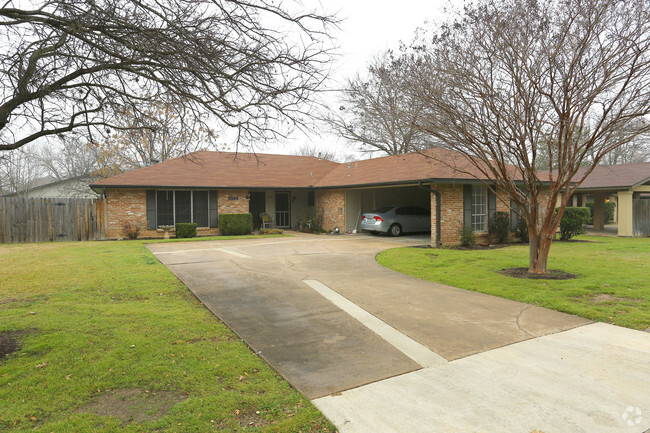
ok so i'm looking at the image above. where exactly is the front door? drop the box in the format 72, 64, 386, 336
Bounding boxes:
275, 192, 291, 228
249, 191, 266, 228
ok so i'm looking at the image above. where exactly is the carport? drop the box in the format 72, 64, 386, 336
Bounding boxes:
566, 163, 650, 237
344, 185, 431, 234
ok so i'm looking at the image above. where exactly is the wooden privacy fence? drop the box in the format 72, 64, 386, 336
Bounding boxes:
633, 198, 650, 237
0, 197, 107, 243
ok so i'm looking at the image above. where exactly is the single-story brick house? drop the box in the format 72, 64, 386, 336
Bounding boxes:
91, 149, 553, 244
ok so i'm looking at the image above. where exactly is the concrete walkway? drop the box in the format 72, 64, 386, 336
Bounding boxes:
148, 234, 650, 433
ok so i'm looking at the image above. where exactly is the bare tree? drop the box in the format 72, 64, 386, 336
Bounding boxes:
407, 0, 650, 273
36, 135, 103, 180
0, 0, 336, 152
92, 101, 218, 177
290, 143, 354, 162
0, 146, 43, 196
328, 50, 429, 155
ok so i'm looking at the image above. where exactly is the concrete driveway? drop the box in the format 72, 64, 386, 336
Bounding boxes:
148, 234, 650, 433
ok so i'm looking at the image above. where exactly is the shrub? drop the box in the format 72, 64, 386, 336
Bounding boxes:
219, 213, 253, 235
259, 228, 283, 235
557, 207, 591, 240
586, 201, 616, 224
516, 218, 529, 243
121, 221, 143, 239
175, 223, 197, 238
488, 211, 510, 244
299, 207, 324, 233
458, 226, 476, 248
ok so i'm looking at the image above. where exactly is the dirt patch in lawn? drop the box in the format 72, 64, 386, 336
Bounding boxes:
236, 409, 269, 429
588, 294, 643, 304
447, 243, 512, 250
0, 329, 32, 362
78, 388, 188, 425
498, 267, 578, 280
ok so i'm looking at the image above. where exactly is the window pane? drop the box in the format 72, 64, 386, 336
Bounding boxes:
175, 191, 191, 223
157, 190, 174, 226
193, 191, 208, 227
471, 185, 488, 232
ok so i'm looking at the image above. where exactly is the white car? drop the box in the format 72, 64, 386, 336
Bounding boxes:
360, 205, 431, 236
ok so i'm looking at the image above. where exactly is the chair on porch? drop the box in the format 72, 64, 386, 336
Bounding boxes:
260, 213, 272, 229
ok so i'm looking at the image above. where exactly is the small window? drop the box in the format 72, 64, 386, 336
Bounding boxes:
471, 185, 488, 232
307, 190, 315, 207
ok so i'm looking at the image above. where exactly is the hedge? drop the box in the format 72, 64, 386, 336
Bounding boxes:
219, 213, 253, 235
175, 223, 197, 238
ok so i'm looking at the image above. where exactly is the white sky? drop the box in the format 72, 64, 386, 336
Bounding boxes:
257, 0, 458, 159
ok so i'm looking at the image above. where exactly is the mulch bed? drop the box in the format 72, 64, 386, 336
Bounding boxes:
499, 267, 578, 280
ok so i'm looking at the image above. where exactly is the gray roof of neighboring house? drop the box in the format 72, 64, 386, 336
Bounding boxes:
2, 175, 99, 198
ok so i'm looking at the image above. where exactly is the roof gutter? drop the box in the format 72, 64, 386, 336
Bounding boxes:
418, 181, 441, 247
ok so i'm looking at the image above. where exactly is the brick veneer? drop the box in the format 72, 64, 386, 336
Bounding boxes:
106, 188, 220, 239
319, 189, 345, 231
106, 188, 148, 239
217, 189, 250, 214
429, 184, 464, 245
429, 184, 531, 246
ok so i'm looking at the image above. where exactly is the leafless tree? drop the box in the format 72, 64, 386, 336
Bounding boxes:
36, 134, 102, 180
92, 101, 218, 177
0, 0, 336, 152
0, 146, 42, 195
327, 50, 429, 155
407, 0, 650, 273
291, 143, 354, 162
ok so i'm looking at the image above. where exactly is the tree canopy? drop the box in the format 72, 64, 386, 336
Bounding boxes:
0, 0, 336, 151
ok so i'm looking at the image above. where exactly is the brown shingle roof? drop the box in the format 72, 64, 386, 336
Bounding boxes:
575, 163, 650, 190
314, 148, 488, 187
91, 151, 340, 189
91, 148, 528, 190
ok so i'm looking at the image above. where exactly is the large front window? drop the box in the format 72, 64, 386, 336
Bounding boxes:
155, 190, 210, 227
471, 185, 488, 232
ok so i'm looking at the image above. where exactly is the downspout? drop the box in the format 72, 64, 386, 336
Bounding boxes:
418, 181, 441, 247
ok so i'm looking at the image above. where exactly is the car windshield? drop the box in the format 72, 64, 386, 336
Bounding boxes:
370, 206, 393, 214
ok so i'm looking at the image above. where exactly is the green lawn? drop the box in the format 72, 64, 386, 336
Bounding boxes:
0, 236, 334, 433
377, 235, 650, 330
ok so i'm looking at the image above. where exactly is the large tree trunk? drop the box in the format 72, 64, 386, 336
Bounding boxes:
529, 231, 553, 273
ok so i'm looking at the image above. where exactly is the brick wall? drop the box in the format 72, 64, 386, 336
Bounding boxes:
430, 184, 517, 246
106, 188, 148, 239
218, 190, 250, 214
319, 189, 345, 231
429, 184, 464, 245
106, 188, 220, 239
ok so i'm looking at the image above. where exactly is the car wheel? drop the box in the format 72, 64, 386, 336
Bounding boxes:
389, 224, 402, 237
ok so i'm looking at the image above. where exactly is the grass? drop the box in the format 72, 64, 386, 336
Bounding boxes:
377, 235, 650, 330
0, 235, 334, 433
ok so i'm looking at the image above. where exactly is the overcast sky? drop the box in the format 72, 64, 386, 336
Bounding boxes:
258, 0, 459, 159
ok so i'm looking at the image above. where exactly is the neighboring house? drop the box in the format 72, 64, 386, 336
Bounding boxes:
3, 175, 100, 199
90, 149, 554, 244
563, 163, 650, 237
